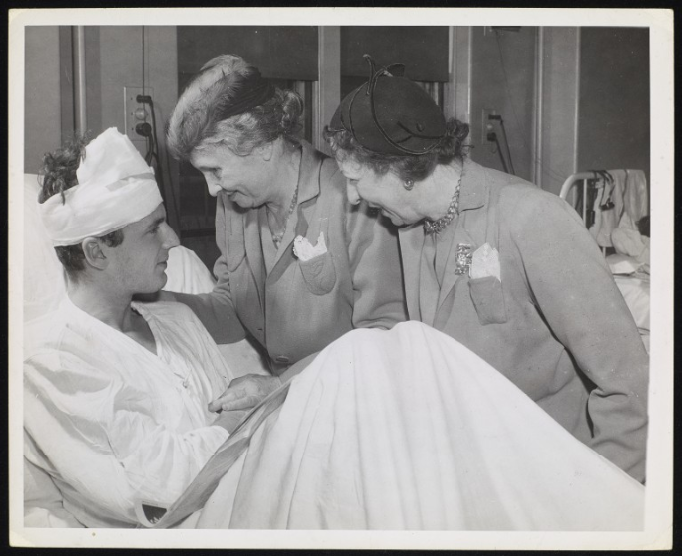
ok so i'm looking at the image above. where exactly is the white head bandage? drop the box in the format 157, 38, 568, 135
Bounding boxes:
38, 127, 163, 246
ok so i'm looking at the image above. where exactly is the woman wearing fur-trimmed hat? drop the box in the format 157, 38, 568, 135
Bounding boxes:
165, 55, 407, 412
324, 56, 649, 483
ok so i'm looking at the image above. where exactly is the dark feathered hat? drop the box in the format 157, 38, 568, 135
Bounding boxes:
329, 55, 446, 156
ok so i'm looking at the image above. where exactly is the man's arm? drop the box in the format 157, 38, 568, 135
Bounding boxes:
24, 357, 231, 525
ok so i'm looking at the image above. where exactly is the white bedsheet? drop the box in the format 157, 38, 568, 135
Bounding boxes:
613, 274, 650, 332
190, 322, 644, 531
606, 252, 650, 353
613, 273, 650, 353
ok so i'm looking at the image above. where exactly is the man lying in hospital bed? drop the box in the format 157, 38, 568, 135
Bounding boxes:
24, 128, 645, 530
23, 129, 247, 527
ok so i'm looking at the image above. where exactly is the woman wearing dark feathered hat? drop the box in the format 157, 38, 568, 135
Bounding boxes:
325, 55, 649, 484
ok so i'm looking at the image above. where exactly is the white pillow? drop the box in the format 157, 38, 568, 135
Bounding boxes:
164, 243, 216, 294
606, 253, 640, 275
23, 174, 67, 323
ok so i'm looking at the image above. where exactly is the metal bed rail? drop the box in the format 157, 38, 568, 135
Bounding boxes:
558, 172, 605, 224
559, 172, 611, 255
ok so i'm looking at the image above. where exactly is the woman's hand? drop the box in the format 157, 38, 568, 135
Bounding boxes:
209, 374, 282, 413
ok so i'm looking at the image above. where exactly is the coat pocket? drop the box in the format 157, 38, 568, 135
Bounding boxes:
468, 275, 508, 325
298, 251, 337, 295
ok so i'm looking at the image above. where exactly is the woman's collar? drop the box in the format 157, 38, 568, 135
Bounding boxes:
456, 158, 488, 212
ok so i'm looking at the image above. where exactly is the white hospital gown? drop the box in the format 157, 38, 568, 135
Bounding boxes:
24, 298, 232, 527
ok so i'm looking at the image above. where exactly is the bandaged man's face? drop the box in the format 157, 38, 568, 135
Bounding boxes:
105, 204, 180, 295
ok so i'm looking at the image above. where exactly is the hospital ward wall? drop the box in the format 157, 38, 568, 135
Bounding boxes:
468, 27, 537, 184
535, 28, 581, 196
96, 26, 181, 231
465, 27, 650, 196
24, 27, 62, 175
577, 28, 650, 189
23, 26, 181, 230
24, 26, 650, 217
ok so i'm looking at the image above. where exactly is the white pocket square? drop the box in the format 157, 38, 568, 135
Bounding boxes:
469, 242, 501, 281
293, 231, 327, 261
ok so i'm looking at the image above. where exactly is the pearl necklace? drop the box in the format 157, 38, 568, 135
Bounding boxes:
270, 183, 299, 249
423, 166, 464, 235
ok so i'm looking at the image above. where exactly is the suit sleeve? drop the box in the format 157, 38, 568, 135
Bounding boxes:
346, 202, 408, 330
509, 190, 648, 481
173, 193, 247, 345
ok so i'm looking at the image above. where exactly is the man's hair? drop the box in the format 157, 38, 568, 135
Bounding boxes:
38, 134, 124, 281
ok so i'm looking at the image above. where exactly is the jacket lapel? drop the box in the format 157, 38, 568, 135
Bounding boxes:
243, 206, 266, 308
436, 226, 475, 309
399, 225, 424, 319
269, 141, 321, 278
435, 159, 489, 311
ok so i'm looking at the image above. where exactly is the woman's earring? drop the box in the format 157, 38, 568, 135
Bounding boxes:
404, 179, 414, 191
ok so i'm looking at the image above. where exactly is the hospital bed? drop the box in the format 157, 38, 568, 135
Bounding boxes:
559, 170, 650, 351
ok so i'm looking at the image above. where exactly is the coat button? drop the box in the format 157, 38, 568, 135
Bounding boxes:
274, 356, 290, 365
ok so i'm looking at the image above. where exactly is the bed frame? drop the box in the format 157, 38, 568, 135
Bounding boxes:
559, 171, 614, 254
559, 171, 615, 226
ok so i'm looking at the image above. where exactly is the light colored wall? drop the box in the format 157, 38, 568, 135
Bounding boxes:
23, 25, 180, 227
468, 27, 537, 183
91, 26, 180, 230
24, 27, 62, 174
447, 27, 472, 123
27, 26, 649, 218
536, 28, 581, 195
456, 26, 648, 198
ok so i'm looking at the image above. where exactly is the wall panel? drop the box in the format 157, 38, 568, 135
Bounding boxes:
577, 27, 650, 187
468, 26, 536, 182
24, 27, 62, 174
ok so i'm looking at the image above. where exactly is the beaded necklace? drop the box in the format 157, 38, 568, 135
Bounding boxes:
269, 183, 299, 250
423, 166, 464, 235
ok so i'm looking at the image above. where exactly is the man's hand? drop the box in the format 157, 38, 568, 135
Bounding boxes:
209, 374, 282, 413
212, 409, 249, 434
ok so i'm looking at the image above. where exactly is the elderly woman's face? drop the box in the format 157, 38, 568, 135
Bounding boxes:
335, 154, 420, 227
190, 144, 273, 208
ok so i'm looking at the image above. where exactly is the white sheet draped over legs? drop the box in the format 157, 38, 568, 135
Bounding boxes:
195, 321, 644, 531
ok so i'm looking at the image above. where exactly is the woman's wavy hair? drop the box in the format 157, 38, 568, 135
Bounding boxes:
38, 134, 124, 280
324, 118, 470, 183
167, 54, 304, 160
